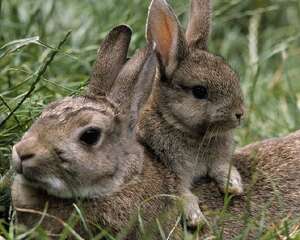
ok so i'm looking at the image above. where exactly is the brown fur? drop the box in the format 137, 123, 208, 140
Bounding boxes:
137, 0, 245, 226
10, 25, 182, 239
12, 153, 181, 239
12, 129, 300, 239
10, 11, 300, 240
88, 25, 131, 96
186, 0, 211, 49
194, 130, 300, 239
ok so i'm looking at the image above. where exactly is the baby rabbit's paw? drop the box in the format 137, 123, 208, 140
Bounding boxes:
219, 168, 243, 195
182, 194, 207, 229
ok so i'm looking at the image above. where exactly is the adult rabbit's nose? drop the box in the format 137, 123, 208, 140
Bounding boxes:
12, 136, 40, 174
12, 145, 23, 174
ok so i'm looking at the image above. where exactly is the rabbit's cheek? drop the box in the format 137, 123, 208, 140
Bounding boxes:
172, 99, 202, 118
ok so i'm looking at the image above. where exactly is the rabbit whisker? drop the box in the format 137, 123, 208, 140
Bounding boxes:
192, 124, 213, 177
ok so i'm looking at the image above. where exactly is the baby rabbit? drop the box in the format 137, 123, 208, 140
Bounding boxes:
11, 25, 181, 239
137, 0, 244, 227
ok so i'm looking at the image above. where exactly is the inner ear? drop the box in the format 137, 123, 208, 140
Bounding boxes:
151, 13, 176, 65
147, 0, 187, 77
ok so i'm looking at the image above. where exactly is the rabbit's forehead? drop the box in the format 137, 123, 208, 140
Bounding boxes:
23, 97, 116, 142
177, 52, 241, 93
41, 97, 115, 120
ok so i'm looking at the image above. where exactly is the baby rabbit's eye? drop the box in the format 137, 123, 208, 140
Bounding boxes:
192, 86, 208, 100
79, 127, 101, 146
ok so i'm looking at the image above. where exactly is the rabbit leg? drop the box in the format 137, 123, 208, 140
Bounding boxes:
209, 162, 243, 195
179, 185, 207, 228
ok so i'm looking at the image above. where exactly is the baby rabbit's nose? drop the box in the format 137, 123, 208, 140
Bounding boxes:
235, 112, 243, 120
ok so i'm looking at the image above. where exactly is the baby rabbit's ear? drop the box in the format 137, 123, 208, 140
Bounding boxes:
186, 0, 211, 50
146, 0, 187, 78
88, 25, 132, 96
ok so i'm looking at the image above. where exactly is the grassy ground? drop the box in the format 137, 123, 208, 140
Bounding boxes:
0, 0, 299, 239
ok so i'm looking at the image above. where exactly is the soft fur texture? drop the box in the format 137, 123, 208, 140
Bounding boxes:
137, 0, 244, 226
12, 128, 300, 239
11, 25, 182, 239
10, 5, 300, 240
194, 130, 300, 239
12, 153, 181, 239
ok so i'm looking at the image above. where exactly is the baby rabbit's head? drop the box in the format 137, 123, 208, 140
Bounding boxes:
147, 0, 244, 135
11, 26, 146, 199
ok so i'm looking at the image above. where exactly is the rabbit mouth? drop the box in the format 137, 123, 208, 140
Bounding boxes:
21, 167, 45, 186
18, 172, 46, 193
229, 119, 243, 128
211, 119, 241, 131
21, 166, 53, 187
198, 122, 239, 137
20, 170, 74, 198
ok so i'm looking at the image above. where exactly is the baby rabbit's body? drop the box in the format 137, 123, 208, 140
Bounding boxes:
140, 94, 239, 187
138, 0, 244, 226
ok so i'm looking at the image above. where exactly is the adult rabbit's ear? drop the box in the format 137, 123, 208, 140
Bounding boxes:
186, 0, 212, 50
108, 47, 149, 117
129, 48, 158, 129
88, 25, 132, 96
146, 0, 187, 78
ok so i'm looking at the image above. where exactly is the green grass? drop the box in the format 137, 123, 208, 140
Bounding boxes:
0, 0, 299, 239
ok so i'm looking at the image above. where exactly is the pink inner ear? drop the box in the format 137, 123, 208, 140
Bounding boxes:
151, 9, 176, 66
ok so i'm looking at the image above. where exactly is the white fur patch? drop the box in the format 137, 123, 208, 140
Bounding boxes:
47, 177, 65, 190
21, 175, 124, 199
44, 176, 123, 199
44, 177, 72, 198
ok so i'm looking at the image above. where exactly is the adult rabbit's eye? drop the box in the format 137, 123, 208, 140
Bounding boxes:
79, 127, 101, 146
192, 86, 208, 99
